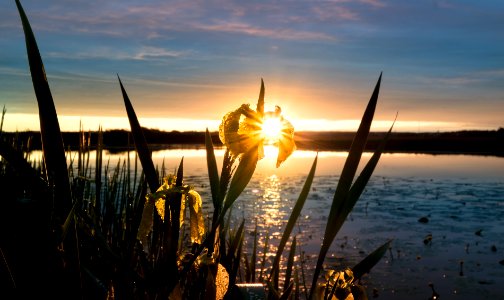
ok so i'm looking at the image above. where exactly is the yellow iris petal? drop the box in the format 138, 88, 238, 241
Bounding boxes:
187, 190, 205, 244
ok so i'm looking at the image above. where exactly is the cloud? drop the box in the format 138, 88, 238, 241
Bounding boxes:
420, 68, 504, 86
312, 5, 360, 21
133, 46, 188, 60
45, 46, 189, 62
359, 0, 386, 8
195, 21, 336, 41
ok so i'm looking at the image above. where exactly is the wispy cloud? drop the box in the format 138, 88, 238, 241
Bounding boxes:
312, 5, 360, 21
421, 68, 504, 86
46, 46, 190, 61
359, 0, 386, 8
195, 21, 336, 41
133, 46, 188, 60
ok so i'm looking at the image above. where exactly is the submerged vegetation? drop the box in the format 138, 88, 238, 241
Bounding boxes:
1, 1, 396, 299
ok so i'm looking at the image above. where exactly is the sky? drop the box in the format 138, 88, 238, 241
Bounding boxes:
0, 0, 503, 132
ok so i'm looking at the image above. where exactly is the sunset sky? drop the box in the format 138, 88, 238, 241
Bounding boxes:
0, 0, 503, 132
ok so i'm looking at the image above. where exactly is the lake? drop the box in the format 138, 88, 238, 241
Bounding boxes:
35, 147, 504, 299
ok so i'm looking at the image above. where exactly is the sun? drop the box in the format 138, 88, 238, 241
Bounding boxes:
261, 116, 283, 144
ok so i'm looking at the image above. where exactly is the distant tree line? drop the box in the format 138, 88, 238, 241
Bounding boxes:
1, 128, 503, 156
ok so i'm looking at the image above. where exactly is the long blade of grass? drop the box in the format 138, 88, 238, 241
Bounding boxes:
270, 154, 317, 280
327, 116, 396, 250
309, 73, 382, 299
222, 145, 258, 216
117, 75, 159, 192
258, 228, 270, 282
205, 128, 220, 209
251, 220, 258, 283
229, 219, 245, 287
61, 199, 79, 242
0, 247, 16, 288
343, 116, 396, 217
228, 219, 245, 262
279, 282, 294, 300
205, 128, 222, 254
256, 78, 265, 117
352, 239, 393, 280
0, 105, 6, 138
95, 126, 103, 218
15, 0, 72, 218
284, 236, 297, 293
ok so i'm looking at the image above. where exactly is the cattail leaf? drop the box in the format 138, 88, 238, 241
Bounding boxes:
258, 230, 270, 282
352, 239, 393, 280
284, 237, 297, 293
60, 199, 79, 242
270, 154, 317, 279
279, 282, 294, 300
95, 126, 103, 217
294, 267, 301, 300
228, 219, 245, 260
82, 266, 107, 292
257, 78, 265, 117
205, 128, 220, 209
223, 146, 258, 214
230, 224, 245, 287
344, 117, 396, 216
251, 221, 258, 282
309, 73, 382, 299
329, 117, 396, 246
267, 281, 281, 300
176, 156, 184, 187
15, 0, 72, 218
117, 75, 159, 192
0, 105, 7, 137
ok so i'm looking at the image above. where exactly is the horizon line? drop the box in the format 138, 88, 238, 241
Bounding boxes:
2, 113, 501, 133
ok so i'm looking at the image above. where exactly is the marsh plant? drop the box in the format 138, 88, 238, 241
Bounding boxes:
0, 1, 394, 299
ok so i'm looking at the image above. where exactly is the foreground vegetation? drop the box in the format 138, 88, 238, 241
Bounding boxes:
1, 1, 395, 299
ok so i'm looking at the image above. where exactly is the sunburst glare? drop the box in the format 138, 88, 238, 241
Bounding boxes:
261, 116, 283, 144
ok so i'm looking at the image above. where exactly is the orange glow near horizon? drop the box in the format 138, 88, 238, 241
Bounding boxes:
1, 113, 494, 133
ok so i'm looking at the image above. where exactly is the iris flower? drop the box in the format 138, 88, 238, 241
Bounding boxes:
218, 80, 296, 167
137, 175, 205, 252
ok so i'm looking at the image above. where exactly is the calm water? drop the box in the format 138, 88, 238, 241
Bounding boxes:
33, 147, 504, 299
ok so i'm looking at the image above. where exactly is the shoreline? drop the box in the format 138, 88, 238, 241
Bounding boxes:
2, 128, 503, 157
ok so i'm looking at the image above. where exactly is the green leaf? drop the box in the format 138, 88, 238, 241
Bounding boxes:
284, 237, 297, 293
309, 73, 382, 300
230, 220, 245, 287
60, 199, 79, 243
95, 126, 103, 218
205, 128, 220, 209
256, 78, 265, 117
352, 239, 393, 280
279, 282, 294, 300
251, 221, 258, 282
222, 145, 258, 215
117, 75, 159, 192
344, 116, 396, 217
176, 156, 184, 187
15, 0, 72, 219
270, 154, 317, 279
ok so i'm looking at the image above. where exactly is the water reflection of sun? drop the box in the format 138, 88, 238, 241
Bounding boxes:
254, 174, 287, 261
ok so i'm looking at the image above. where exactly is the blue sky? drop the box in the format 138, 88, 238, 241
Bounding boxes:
0, 0, 503, 132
